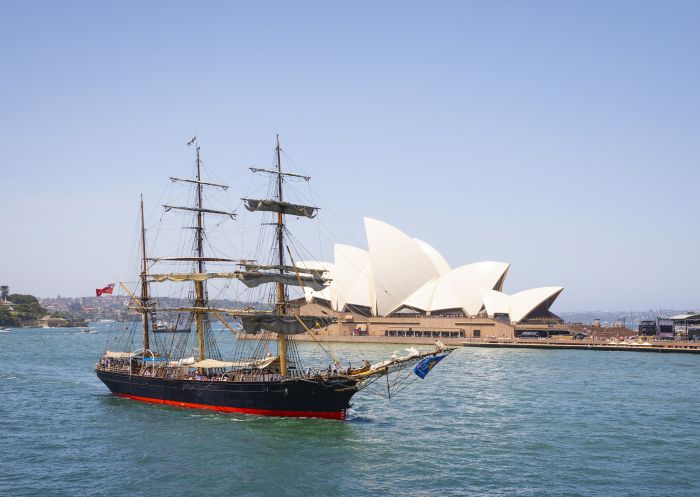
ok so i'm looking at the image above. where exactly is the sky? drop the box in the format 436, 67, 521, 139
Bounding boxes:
1, 1, 698, 311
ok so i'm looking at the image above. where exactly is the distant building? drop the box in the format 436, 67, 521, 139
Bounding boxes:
0, 285, 11, 309
657, 318, 674, 339
638, 320, 657, 336
638, 318, 674, 339
670, 313, 700, 340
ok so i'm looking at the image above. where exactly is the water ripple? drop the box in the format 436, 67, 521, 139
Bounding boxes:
0, 329, 698, 496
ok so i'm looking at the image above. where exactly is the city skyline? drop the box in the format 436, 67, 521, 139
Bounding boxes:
1, 1, 699, 310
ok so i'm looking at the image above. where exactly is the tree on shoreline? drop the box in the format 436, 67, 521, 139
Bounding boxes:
1, 294, 49, 327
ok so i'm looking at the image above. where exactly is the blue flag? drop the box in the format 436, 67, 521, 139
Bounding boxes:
413, 354, 447, 379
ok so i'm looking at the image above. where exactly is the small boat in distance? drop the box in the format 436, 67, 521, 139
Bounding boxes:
0, 328, 10, 333
152, 318, 190, 334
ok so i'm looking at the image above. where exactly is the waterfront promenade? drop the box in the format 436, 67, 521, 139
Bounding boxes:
266, 333, 700, 353
461, 339, 700, 354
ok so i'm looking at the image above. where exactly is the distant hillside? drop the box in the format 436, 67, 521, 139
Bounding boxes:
0, 294, 50, 327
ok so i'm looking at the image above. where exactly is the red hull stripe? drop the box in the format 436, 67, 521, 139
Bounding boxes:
114, 393, 346, 420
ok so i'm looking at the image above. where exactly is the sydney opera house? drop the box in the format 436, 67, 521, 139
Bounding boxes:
298, 218, 564, 341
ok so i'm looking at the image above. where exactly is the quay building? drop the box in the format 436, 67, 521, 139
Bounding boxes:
298, 218, 564, 341
639, 314, 700, 340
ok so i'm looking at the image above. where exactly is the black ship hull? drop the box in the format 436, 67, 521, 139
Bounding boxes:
96, 369, 358, 420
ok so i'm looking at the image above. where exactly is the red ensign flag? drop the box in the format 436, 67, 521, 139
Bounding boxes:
96, 283, 115, 297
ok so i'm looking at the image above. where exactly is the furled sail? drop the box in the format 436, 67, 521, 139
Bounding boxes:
150, 271, 328, 290
238, 271, 328, 291
163, 204, 236, 218
150, 272, 240, 283
241, 314, 335, 335
243, 199, 318, 219
243, 264, 327, 278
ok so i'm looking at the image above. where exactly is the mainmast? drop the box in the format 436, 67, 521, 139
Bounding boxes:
193, 139, 206, 361
275, 135, 288, 376
140, 195, 150, 352
145, 138, 234, 363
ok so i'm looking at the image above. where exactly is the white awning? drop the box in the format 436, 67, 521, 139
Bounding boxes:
167, 356, 196, 367
104, 351, 137, 359
187, 356, 279, 369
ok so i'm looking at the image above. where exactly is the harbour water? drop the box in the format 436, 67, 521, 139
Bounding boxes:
2, 326, 699, 496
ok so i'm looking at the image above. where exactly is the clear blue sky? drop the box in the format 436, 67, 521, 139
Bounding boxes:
1, 1, 698, 311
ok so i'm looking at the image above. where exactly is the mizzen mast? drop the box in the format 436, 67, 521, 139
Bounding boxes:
139, 194, 150, 352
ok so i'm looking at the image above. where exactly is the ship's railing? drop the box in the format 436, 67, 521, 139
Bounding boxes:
97, 360, 353, 382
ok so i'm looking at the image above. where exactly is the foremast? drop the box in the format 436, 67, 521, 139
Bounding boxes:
274, 136, 288, 376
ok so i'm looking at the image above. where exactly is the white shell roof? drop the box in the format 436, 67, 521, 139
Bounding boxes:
481, 286, 564, 323
332, 244, 373, 311
297, 218, 561, 320
413, 238, 451, 276
396, 261, 510, 316
365, 217, 442, 316
481, 289, 510, 316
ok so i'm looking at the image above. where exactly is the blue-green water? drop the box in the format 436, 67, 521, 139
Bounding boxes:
1, 326, 699, 497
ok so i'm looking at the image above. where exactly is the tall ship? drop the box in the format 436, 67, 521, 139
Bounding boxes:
95, 137, 453, 420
